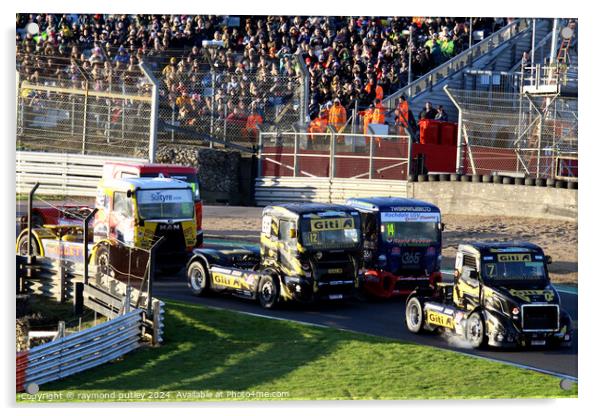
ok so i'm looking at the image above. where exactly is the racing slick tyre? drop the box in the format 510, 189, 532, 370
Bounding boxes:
187, 261, 210, 296
17, 234, 40, 256
465, 312, 488, 349
258, 274, 280, 309
405, 297, 425, 333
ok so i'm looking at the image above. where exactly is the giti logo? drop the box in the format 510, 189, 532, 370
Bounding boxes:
212, 273, 241, 289
310, 218, 355, 232
426, 311, 454, 329
497, 253, 531, 262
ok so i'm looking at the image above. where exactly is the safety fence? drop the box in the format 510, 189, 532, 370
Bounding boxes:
255, 177, 408, 206
16, 60, 158, 158
17, 309, 144, 392
156, 62, 305, 148
257, 130, 412, 181
16, 151, 146, 197
445, 87, 578, 179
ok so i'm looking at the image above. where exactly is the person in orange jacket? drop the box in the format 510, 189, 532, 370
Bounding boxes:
395, 95, 410, 129
371, 99, 387, 146
362, 104, 375, 145
245, 103, 263, 143
328, 98, 347, 133
308, 107, 329, 145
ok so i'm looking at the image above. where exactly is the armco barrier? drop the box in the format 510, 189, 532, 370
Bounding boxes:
16, 151, 146, 197
16, 310, 143, 392
255, 177, 407, 205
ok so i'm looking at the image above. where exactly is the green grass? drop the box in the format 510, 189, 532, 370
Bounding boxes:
18, 300, 577, 402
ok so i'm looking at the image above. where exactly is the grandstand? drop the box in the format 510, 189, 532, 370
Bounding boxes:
15, 14, 578, 203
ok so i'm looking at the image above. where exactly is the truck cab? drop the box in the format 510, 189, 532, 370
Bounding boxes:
405, 242, 573, 348
346, 197, 442, 298
93, 177, 197, 273
186, 203, 363, 308
102, 162, 203, 246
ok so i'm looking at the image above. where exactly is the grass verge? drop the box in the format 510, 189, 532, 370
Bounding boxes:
18, 299, 577, 402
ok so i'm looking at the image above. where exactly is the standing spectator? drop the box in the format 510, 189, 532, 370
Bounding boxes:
245, 103, 263, 143
419, 101, 437, 120
328, 97, 347, 133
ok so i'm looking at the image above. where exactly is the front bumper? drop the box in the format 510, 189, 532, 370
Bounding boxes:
284, 275, 356, 303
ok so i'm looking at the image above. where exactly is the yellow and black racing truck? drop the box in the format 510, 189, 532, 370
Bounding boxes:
404, 242, 573, 348
186, 203, 363, 308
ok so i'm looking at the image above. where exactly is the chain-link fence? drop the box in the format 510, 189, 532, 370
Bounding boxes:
16, 56, 156, 158
446, 88, 577, 179
155, 65, 305, 149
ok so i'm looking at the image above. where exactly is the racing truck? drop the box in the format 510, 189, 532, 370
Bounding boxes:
346, 197, 443, 298
17, 177, 197, 275
186, 203, 363, 308
404, 242, 573, 348
102, 161, 203, 246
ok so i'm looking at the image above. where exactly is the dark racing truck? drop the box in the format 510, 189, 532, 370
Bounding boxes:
404, 242, 573, 348
346, 197, 443, 298
186, 203, 363, 308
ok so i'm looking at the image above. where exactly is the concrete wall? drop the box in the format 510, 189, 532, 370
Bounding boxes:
407, 182, 577, 222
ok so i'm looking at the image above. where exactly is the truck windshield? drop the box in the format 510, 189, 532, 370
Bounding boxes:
141, 173, 200, 201
482, 255, 548, 283
137, 189, 195, 220
300, 215, 360, 250
379, 211, 440, 245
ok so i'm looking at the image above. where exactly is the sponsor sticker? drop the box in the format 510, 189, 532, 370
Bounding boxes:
426, 311, 455, 329
381, 212, 441, 223
310, 217, 355, 232
497, 253, 531, 262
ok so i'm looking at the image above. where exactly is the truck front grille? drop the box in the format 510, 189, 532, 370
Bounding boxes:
521, 304, 559, 332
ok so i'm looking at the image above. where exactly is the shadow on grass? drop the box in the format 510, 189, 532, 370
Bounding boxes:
43, 300, 348, 393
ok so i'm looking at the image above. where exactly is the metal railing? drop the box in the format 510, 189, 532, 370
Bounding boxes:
257, 130, 412, 181
17, 309, 144, 391
16, 60, 158, 159
445, 87, 577, 179
16, 151, 145, 197
384, 18, 531, 111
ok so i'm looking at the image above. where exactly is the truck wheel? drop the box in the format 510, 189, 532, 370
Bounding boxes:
17, 234, 40, 256
405, 297, 425, 333
465, 313, 487, 348
187, 261, 209, 296
95, 245, 111, 276
258, 275, 280, 309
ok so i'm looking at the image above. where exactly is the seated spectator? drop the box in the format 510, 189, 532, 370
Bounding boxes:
434, 105, 448, 121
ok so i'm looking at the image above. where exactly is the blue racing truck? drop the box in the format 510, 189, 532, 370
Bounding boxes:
346, 197, 443, 298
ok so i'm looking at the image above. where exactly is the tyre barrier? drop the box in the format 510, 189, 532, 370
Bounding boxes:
410, 173, 576, 189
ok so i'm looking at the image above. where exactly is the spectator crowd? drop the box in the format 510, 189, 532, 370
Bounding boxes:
16, 14, 511, 142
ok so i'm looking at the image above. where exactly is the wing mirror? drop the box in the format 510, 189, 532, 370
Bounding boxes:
545, 255, 552, 265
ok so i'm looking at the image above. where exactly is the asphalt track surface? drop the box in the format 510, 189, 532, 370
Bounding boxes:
16, 204, 578, 379
156, 205, 578, 380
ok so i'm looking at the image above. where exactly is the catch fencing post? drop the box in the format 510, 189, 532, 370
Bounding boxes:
27, 183, 40, 258
257, 129, 264, 177
83, 208, 98, 286
139, 62, 159, 163
443, 85, 464, 174
147, 237, 165, 317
